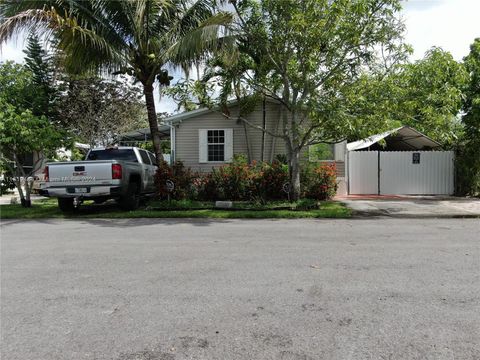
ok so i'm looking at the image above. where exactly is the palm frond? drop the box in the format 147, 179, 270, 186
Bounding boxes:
0, 8, 53, 44
165, 11, 234, 65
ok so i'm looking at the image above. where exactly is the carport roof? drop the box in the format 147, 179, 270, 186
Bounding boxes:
117, 125, 171, 142
347, 126, 442, 151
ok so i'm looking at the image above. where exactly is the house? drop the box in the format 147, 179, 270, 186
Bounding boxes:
121, 106, 456, 197
119, 100, 348, 193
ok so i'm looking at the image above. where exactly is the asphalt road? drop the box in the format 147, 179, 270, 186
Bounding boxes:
1, 218, 479, 360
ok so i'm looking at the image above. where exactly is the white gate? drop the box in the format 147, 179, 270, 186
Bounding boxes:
348, 151, 379, 195
348, 151, 455, 195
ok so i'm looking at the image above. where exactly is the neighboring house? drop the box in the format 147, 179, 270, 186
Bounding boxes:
3, 143, 91, 190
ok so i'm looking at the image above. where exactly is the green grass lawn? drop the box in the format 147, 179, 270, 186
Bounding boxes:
0, 198, 351, 219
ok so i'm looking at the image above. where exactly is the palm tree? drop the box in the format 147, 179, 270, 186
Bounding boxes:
0, 0, 233, 161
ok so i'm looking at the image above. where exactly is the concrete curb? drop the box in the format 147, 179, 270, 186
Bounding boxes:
351, 210, 480, 219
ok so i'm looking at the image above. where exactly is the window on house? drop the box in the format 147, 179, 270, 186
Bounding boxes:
207, 130, 225, 162
199, 129, 233, 163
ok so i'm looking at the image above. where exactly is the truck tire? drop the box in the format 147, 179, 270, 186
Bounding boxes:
93, 197, 108, 204
119, 182, 140, 211
58, 198, 75, 212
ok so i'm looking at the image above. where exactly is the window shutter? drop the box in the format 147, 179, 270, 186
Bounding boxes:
199, 129, 208, 163
225, 128, 233, 162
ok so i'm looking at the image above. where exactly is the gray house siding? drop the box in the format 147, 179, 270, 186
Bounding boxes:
174, 103, 289, 172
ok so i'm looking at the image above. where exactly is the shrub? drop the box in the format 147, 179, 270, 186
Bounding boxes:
154, 157, 335, 202
204, 155, 289, 201
154, 160, 196, 200
250, 161, 289, 201
302, 162, 338, 200
211, 155, 252, 200
194, 172, 219, 201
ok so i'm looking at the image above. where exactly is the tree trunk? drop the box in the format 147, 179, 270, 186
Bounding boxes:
143, 84, 163, 163
285, 107, 302, 201
24, 179, 33, 208
289, 149, 301, 201
13, 152, 29, 207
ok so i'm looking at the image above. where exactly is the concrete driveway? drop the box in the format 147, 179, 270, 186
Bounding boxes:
1, 218, 479, 360
341, 196, 480, 218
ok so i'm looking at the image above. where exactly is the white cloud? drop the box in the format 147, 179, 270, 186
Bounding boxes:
402, 0, 479, 60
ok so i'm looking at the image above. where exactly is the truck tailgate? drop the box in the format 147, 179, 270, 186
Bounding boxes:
48, 161, 114, 182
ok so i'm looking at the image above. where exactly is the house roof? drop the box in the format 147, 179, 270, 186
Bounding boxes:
347, 126, 442, 151
117, 97, 281, 142
163, 97, 281, 124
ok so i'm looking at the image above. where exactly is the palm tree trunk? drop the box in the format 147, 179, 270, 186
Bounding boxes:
143, 84, 164, 163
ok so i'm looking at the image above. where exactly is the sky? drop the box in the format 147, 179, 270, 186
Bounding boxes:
1, 0, 479, 114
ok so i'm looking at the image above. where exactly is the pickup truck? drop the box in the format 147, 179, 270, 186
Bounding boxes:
40, 147, 158, 212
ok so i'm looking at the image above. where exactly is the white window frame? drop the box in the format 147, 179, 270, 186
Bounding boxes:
208, 129, 225, 162
199, 129, 233, 163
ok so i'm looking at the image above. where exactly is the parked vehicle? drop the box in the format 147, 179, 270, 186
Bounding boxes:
39, 147, 158, 212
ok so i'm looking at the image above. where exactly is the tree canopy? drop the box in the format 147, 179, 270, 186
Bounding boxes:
0, 0, 233, 162
0, 61, 66, 206
57, 77, 147, 147
192, 0, 408, 198
346, 47, 468, 146
457, 38, 480, 195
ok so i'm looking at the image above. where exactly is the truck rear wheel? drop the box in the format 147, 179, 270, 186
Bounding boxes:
119, 182, 140, 211
58, 198, 75, 213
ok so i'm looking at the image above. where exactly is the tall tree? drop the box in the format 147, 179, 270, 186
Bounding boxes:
23, 33, 57, 119
458, 38, 480, 195
0, 62, 66, 207
196, 0, 408, 199
0, 0, 233, 162
57, 77, 147, 147
398, 48, 467, 145
345, 48, 468, 146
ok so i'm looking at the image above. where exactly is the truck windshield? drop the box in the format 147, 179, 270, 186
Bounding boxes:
86, 149, 138, 162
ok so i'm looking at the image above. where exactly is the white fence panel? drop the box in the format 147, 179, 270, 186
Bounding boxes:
348, 151, 378, 194
379, 151, 454, 195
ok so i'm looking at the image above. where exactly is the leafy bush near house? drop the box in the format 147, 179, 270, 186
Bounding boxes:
301, 162, 338, 200
210, 155, 252, 200
250, 160, 290, 201
154, 156, 337, 202
154, 160, 196, 200
194, 172, 219, 201
196, 155, 290, 201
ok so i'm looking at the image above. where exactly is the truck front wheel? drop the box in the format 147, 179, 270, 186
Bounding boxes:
119, 182, 140, 211
58, 198, 75, 212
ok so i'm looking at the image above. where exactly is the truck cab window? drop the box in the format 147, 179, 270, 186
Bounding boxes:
138, 150, 151, 165
87, 149, 138, 162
